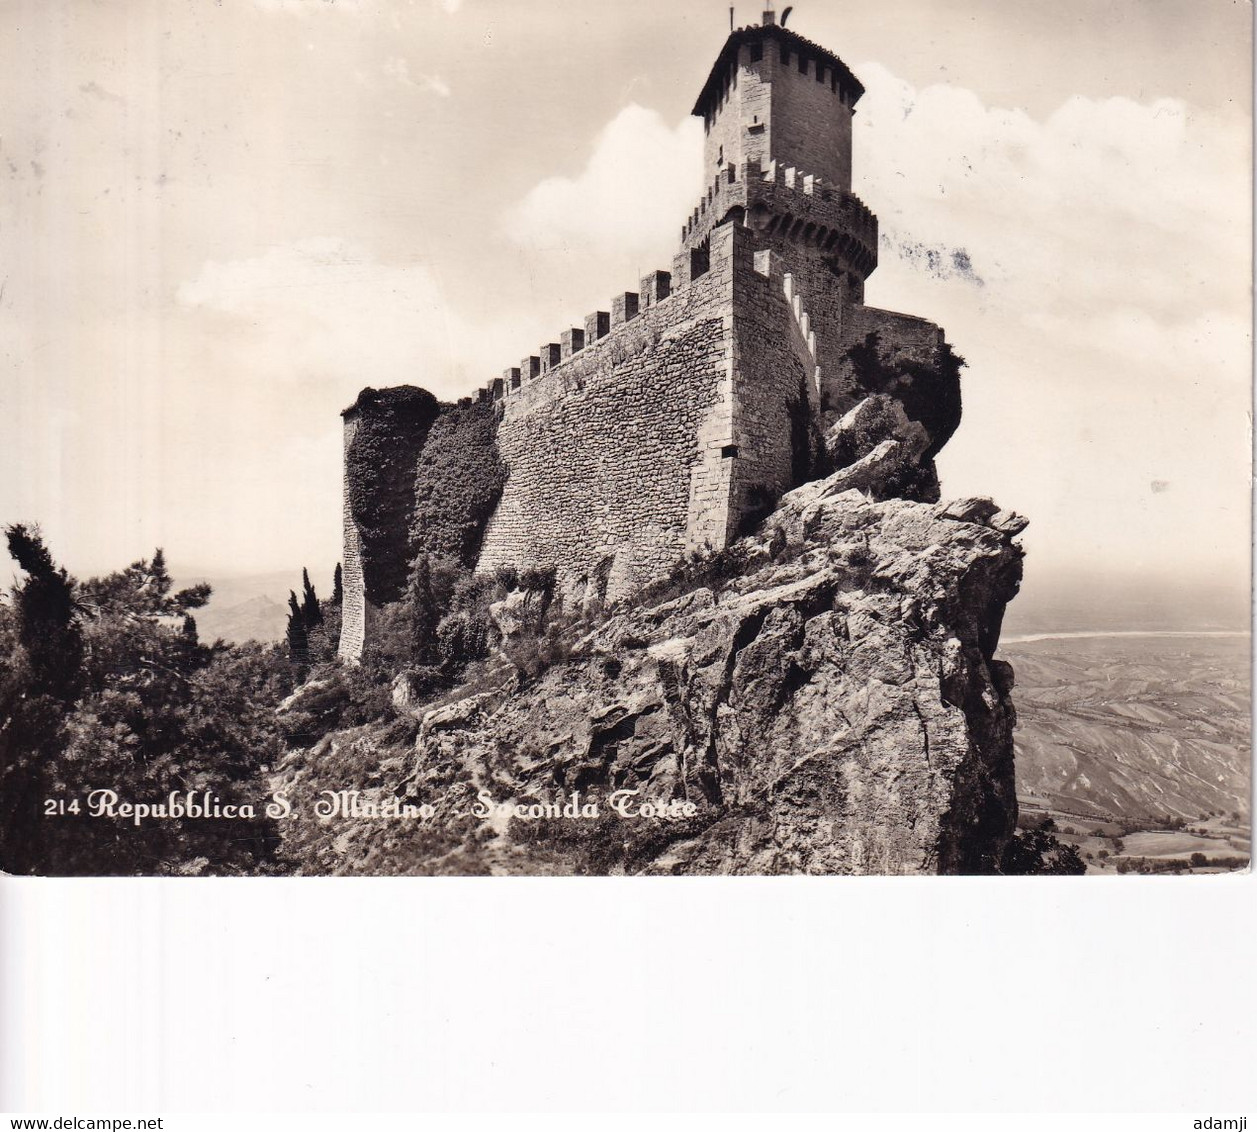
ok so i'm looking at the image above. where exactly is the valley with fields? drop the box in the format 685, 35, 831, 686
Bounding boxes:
1001, 633, 1251, 874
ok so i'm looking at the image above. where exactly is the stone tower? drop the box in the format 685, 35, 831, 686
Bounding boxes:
681, 10, 910, 436
338, 11, 959, 662
696, 10, 863, 214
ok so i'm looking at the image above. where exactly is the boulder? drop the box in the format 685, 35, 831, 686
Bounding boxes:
823, 394, 938, 502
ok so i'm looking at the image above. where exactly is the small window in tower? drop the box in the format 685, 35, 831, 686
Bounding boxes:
831, 73, 838, 93
816, 64, 826, 83
779, 45, 789, 65
798, 54, 808, 75
721, 444, 739, 459
750, 42, 762, 63
717, 145, 724, 166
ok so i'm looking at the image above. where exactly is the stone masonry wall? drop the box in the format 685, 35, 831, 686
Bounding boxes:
832, 304, 946, 416
338, 413, 372, 661
841, 304, 946, 366
337, 23, 962, 663
756, 235, 855, 420
727, 236, 814, 532
703, 46, 769, 187
745, 233, 946, 435
477, 225, 739, 601
762, 40, 854, 192
338, 218, 949, 662
701, 39, 855, 191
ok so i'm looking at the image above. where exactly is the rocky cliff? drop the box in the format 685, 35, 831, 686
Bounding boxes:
274, 459, 1027, 875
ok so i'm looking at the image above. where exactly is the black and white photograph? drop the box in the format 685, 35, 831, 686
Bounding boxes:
1, 0, 1249, 880
0, 0, 1253, 1116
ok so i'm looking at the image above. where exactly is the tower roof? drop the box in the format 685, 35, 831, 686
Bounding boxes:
692, 23, 865, 119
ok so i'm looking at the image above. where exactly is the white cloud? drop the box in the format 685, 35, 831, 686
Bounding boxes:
855, 63, 1248, 328
850, 64, 1251, 576
154, 237, 541, 571
504, 104, 703, 259
383, 56, 451, 96
177, 237, 522, 395
421, 73, 451, 98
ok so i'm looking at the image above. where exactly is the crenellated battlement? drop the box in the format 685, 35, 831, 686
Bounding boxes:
468, 151, 876, 412
474, 265, 704, 408
679, 157, 878, 279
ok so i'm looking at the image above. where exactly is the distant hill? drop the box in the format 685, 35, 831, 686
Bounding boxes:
179, 562, 1248, 645
1001, 633, 1251, 822
195, 593, 287, 645
172, 569, 321, 645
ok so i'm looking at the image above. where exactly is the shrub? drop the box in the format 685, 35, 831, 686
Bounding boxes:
846, 331, 964, 460
632, 543, 753, 608
409, 401, 506, 568
2, 530, 289, 876
1000, 828, 1086, 875
436, 611, 490, 673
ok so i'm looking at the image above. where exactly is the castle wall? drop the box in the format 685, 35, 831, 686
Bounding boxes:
741, 237, 945, 433
337, 20, 963, 664
841, 305, 946, 363
756, 238, 854, 420
337, 222, 949, 664
338, 414, 373, 661
832, 304, 946, 412
476, 223, 854, 589
834, 304, 955, 462
476, 225, 740, 601
726, 238, 814, 531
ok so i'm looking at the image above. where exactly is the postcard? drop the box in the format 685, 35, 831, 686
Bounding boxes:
1, 0, 1249, 878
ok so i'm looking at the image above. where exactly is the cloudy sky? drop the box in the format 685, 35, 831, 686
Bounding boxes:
0, 0, 1250, 604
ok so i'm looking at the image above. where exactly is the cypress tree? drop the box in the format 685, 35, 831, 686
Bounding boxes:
409, 554, 436, 665
300, 568, 322, 627
331, 563, 343, 606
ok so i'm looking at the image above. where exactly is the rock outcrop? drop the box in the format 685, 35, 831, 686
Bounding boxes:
822, 393, 936, 503
275, 469, 1027, 875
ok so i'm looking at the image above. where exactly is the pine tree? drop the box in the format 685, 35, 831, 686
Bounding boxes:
300, 568, 322, 627
181, 614, 198, 642
331, 563, 343, 606
4, 524, 82, 701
